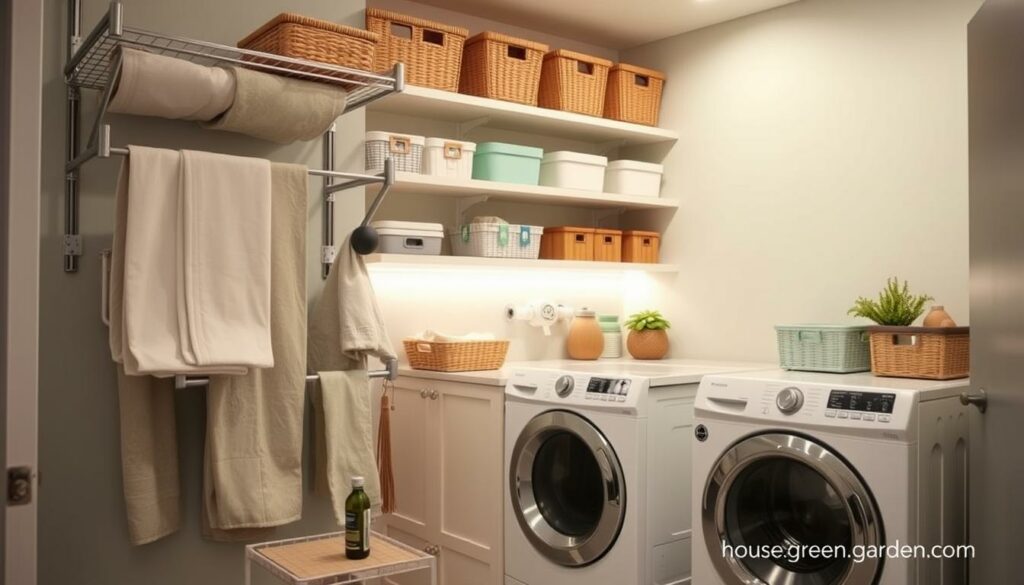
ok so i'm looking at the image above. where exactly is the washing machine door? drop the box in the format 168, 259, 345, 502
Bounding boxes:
702, 433, 883, 585
509, 410, 626, 567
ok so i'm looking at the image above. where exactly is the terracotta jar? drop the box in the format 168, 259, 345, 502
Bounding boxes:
627, 329, 669, 360
567, 308, 604, 360
923, 305, 958, 328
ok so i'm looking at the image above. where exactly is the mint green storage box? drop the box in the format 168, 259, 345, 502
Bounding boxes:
472, 142, 544, 185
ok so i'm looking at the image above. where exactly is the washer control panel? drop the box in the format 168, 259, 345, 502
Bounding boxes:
824, 389, 896, 422
506, 368, 648, 413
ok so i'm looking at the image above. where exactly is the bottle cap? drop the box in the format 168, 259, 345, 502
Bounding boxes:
575, 307, 596, 317
352, 476, 365, 487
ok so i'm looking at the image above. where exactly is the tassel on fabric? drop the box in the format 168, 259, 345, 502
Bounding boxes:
376, 381, 396, 514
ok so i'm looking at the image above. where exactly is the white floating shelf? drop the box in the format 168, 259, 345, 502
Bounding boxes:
364, 254, 679, 273
369, 85, 678, 146
391, 172, 678, 210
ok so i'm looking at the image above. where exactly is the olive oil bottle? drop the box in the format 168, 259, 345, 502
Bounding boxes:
345, 476, 371, 559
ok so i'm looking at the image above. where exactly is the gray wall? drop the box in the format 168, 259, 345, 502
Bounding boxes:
38, 0, 367, 583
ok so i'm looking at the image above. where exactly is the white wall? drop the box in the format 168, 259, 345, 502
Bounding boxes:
620, 0, 980, 362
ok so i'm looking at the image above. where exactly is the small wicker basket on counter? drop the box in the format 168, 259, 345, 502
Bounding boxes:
460, 32, 549, 105
867, 326, 970, 380
366, 8, 468, 91
404, 339, 510, 372
238, 13, 378, 72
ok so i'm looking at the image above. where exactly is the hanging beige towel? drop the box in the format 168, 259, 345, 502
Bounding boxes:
118, 146, 249, 377
312, 371, 382, 521
107, 48, 235, 121
178, 150, 273, 369
203, 66, 348, 144
115, 367, 180, 545
202, 163, 308, 537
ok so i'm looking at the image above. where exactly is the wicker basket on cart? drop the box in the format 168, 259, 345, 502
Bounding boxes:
238, 13, 378, 72
867, 326, 970, 380
538, 49, 612, 117
366, 8, 468, 90
604, 63, 665, 126
459, 32, 549, 105
403, 339, 510, 372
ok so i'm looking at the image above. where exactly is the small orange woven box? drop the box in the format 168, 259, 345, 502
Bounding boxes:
366, 8, 468, 91
403, 339, 510, 372
604, 63, 666, 126
538, 49, 612, 117
540, 226, 595, 261
594, 228, 622, 262
459, 32, 549, 105
238, 13, 378, 72
868, 327, 970, 380
621, 230, 660, 263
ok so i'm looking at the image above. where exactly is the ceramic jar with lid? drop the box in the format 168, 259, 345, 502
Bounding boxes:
567, 307, 604, 360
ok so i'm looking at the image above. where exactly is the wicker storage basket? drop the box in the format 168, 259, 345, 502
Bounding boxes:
366, 8, 468, 91
538, 49, 612, 117
621, 230, 660, 263
594, 228, 622, 262
775, 325, 871, 373
238, 13, 378, 72
868, 326, 970, 380
540, 226, 595, 261
604, 63, 665, 126
451, 222, 544, 259
403, 339, 510, 372
459, 32, 549, 105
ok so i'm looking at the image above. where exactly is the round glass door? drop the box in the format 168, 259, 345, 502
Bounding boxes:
702, 433, 883, 585
509, 410, 625, 567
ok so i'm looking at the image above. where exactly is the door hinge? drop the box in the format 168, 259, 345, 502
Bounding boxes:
7, 466, 33, 506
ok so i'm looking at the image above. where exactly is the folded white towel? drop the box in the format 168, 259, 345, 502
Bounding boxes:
108, 48, 235, 122
178, 150, 273, 369
414, 330, 497, 342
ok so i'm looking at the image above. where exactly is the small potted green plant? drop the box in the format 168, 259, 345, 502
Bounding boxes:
624, 310, 671, 360
848, 277, 969, 379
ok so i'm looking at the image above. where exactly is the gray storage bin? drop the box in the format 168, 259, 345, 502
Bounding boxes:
372, 221, 443, 255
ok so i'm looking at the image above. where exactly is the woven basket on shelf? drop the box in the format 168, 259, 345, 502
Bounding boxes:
868, 326, 970, 380
604, 63, 665, 126
403, 339, 510, 372
538, 49, 612, 117
238, 13, 378, 72
459, 32, 549, 105
366, 8, 468, 91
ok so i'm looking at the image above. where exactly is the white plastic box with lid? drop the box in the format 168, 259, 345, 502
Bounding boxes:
604, 159, 664, 197
370, 220, 444, 255
423, 138, 476, 180
365, 131, 425, 174
538, 151, 608, 192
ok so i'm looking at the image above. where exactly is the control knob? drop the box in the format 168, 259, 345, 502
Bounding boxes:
555, 375, 575, 397
776, 386, 804, 414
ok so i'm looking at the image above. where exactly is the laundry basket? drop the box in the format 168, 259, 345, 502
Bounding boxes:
238, 13, 378, 72
604, 63, 665, 126
451, 221, 543, 259
867, 326, 970, 380
459, 32, 549, 105
365, 8, 468, 91
538, 49, 612, 117
403, 339, 510, 372
775, 325, 871, 373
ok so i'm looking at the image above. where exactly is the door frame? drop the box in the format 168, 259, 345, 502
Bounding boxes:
3, 0, 43, 583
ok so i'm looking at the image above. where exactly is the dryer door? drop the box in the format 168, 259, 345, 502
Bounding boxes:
702, 433, 883, 585
509, 410, 626, 567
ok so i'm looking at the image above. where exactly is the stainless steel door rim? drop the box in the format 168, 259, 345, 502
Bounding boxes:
702, 433, 883, 585
510, 410, 626, 567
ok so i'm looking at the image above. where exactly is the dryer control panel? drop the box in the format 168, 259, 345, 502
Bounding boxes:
506, 368, 650, 414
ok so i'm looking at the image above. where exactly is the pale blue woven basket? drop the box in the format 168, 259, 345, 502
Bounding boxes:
775, 324, 871, 373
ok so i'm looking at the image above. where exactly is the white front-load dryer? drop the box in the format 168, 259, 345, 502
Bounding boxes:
692, 370, 970, 585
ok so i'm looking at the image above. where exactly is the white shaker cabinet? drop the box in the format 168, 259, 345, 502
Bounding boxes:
381, 377, 505, 585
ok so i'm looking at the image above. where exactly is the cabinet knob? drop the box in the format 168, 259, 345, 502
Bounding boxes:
423, 543, 440, 555
429, 389, 439, 400
420, 388, 429, 399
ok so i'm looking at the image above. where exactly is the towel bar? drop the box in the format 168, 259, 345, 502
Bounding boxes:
173, 358, 399, 390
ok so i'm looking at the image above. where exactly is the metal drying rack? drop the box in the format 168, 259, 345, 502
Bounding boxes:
63, 1, 406, 278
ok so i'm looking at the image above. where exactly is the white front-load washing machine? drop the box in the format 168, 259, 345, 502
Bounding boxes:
504, 361, 761, 585
692, 370, 970, 585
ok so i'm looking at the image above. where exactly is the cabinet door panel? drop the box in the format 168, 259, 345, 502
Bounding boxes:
439, 545, 491, 585
386, 383, 432, 534
383, 525, 432, 585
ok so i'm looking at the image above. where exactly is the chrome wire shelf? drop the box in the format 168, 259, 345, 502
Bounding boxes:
64, 3, 400, 112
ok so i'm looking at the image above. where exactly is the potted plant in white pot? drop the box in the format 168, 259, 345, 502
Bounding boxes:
848, 277, 969, 379
624, 310, 671, 360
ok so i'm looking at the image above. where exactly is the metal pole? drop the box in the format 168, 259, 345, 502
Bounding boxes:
322, 124, 336, 279
64, 0, 83, 272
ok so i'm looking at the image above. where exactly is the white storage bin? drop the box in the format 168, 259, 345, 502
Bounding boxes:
371, 220, 444, 255
451, 221, 544, 259
539, 151, 608, 192
604, 160, 663, 197
423, 138, 476, 180
366, 131, 424, 174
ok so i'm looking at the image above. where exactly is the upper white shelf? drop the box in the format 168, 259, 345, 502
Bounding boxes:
391, 172, 679, 210
368, 85, 678, 146
364, 253, 679, 273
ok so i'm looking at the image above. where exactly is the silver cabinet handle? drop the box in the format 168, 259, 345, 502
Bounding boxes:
420, 388, 429, 399
960, 388, 988, 413
429, 389, 439, 400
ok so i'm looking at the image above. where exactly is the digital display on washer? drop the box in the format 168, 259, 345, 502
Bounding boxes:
586, 377, 631, 396
827, 390, 895, 413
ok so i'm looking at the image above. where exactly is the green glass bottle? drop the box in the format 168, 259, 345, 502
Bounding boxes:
345, 476, 371, 559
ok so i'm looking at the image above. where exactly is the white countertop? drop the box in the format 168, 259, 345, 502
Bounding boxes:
398, 358, 774, 387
